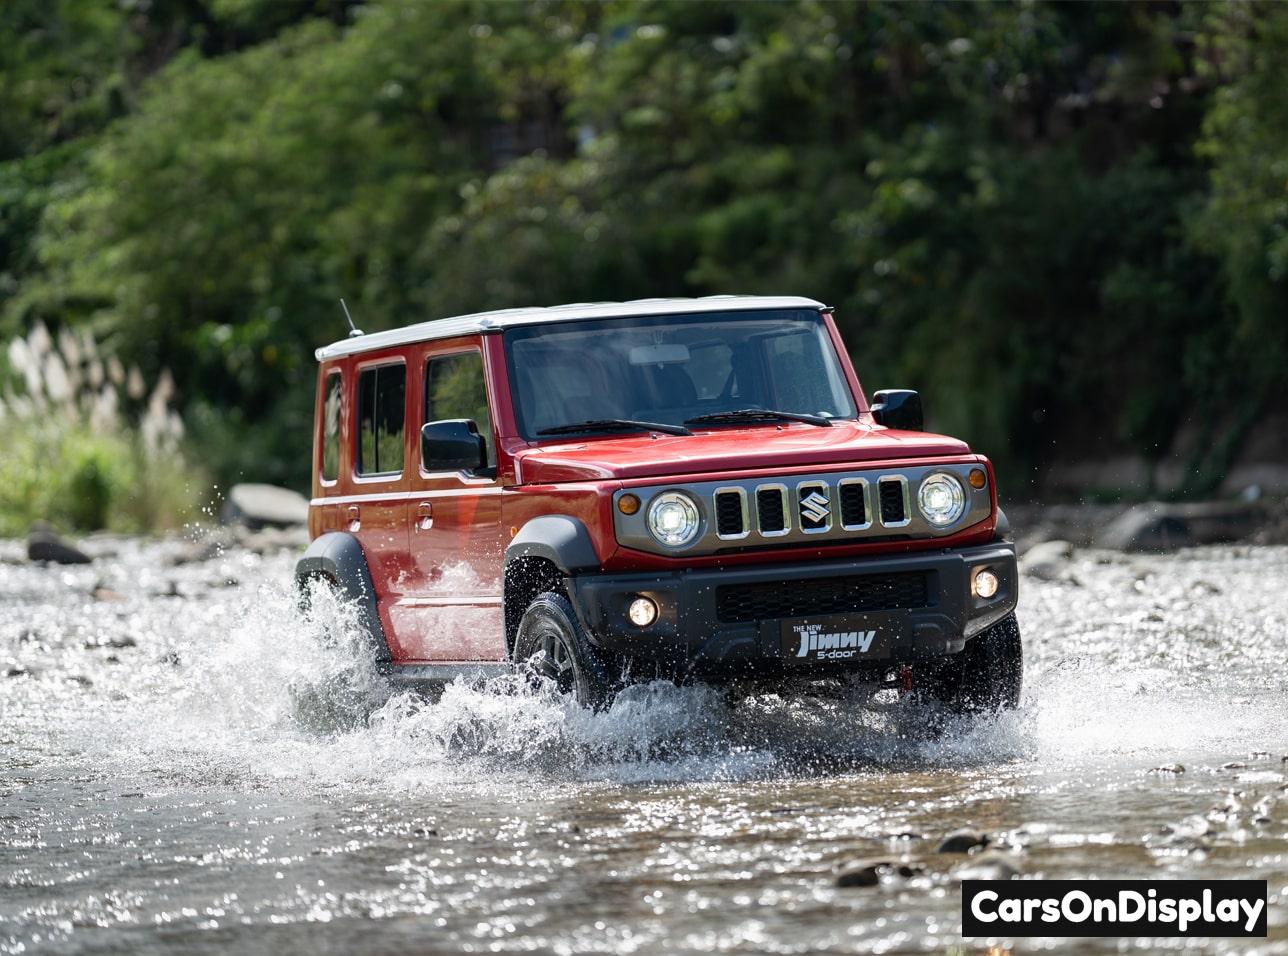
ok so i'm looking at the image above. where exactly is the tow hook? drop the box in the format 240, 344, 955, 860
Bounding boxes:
899, 664, 913, 692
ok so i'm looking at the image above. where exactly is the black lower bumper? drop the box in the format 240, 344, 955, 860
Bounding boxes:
566, 542, 1018, 679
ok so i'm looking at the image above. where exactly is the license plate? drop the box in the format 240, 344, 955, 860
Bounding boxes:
780, 611, 908, 663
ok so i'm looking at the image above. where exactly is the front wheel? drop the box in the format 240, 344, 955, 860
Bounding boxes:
512, 592, 619, 710
922, 613, 1023, 715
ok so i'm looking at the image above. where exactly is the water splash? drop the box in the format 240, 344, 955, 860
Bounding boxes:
8, 544, 1288, 794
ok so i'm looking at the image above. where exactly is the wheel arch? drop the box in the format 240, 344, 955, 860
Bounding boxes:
503, 515, 600, 655
294, 532, 391, 662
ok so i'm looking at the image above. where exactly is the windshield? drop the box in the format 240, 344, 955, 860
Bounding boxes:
505, 310, 857, 439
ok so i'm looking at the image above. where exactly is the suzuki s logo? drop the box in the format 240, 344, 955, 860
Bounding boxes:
795, 624, 877, 659
800, 490, 830, 525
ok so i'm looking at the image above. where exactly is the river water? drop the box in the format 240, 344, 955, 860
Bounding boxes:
2, 536, 1287, 954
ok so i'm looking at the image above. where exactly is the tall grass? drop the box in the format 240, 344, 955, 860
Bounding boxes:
0, 323, 206, 535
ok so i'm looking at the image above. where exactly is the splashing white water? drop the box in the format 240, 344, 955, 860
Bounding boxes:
9, 543, 1288, 793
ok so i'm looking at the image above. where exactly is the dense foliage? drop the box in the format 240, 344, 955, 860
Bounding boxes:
2, 1, 1285, 500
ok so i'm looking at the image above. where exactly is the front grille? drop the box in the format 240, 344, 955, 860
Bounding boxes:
715, 571, 931, 624
879, 479, 907, 524
715, 491, 746, 537
756, 487, 787, 533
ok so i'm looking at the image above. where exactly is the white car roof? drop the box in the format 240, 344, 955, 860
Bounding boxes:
315, 295, 828, 360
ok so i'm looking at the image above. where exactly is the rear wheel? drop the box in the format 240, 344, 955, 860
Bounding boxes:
923, 613, 1023, 715
512, 592, 618, 710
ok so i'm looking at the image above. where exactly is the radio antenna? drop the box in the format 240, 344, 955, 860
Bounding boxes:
339, 298, 364, 338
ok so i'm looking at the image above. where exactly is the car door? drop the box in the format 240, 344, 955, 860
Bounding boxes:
349, 356, 412, 647
398, 342, 506, 662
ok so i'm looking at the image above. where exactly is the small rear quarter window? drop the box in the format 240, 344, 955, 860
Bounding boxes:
321, 371, 342, 482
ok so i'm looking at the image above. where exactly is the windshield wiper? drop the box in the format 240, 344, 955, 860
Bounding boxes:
685, 408, 833, 427
537, 418, 692, 437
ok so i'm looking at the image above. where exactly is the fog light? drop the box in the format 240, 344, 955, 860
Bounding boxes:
974, 568, 1000, 599
628, 596, 658, 627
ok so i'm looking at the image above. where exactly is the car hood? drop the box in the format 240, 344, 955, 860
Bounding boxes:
513, 421, 972, 483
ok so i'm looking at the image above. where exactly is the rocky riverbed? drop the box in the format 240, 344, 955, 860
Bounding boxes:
2, 534, 1288, 954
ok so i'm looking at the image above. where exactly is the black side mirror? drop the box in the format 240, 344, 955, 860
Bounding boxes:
870, 389, 923, 431
421, 419, 487, 472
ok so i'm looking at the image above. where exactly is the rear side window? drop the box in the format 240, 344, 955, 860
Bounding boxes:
356, 363, 406, 476
425, 351, 496, 468
321, 371, 342, 482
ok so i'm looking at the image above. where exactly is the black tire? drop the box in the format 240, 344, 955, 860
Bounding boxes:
923, 613, 1023, 715
512, 592, 618, 710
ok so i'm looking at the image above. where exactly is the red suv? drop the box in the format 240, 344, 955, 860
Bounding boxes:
297, 297, 1020, 714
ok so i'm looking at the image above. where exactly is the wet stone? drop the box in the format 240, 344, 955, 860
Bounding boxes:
1020, 540, 1074, 582
834, 857, 924, 888
1149, 763, 1186, 775
954, 851, 1022, 881
27, 528, 91, 565
937, 828, 989, 853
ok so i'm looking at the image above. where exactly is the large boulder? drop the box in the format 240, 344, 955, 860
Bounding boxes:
219, 483, 308, 530
1095, 501, 1262, 552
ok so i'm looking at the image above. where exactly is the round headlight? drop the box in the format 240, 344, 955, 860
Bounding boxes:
918, 473, 966, 527
646, 492, 701, 548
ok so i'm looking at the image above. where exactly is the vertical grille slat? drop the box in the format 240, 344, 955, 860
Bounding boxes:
839, 481, 868, 528
715, 490, 747, 537
756, 486, 787, 534
879, 478, 907, 525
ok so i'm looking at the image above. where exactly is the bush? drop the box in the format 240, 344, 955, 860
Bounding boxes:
0, 323, 206, 535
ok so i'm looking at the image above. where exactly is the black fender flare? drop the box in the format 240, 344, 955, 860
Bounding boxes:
504, 515, 600, 574
994, 507, 1011, 541
294, 532, 391, 662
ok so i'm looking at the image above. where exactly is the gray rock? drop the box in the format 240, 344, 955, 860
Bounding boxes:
954, 851, 1021, 881
1149, 764, 1185, 775
220, 483, 309, 530
1020, 539, 1074, 581
165, 538, 227, 566
937, 828, 990, 853
235, 524, 309, 553
1095, 501, 1262, 553
27, 528, 91, 565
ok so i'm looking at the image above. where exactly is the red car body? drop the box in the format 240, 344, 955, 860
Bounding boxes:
298, 297, 1017, 689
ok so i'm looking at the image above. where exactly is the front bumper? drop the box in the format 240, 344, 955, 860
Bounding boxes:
566, 542, 1017, 678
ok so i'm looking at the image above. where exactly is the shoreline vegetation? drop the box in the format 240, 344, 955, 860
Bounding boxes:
0, 324, 202, 535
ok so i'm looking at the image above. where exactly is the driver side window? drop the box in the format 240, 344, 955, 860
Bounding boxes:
425, 351, 496, 468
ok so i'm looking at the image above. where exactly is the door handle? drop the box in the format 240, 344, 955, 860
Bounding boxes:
346, 505, 361, 532
416, 501, 433, 531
